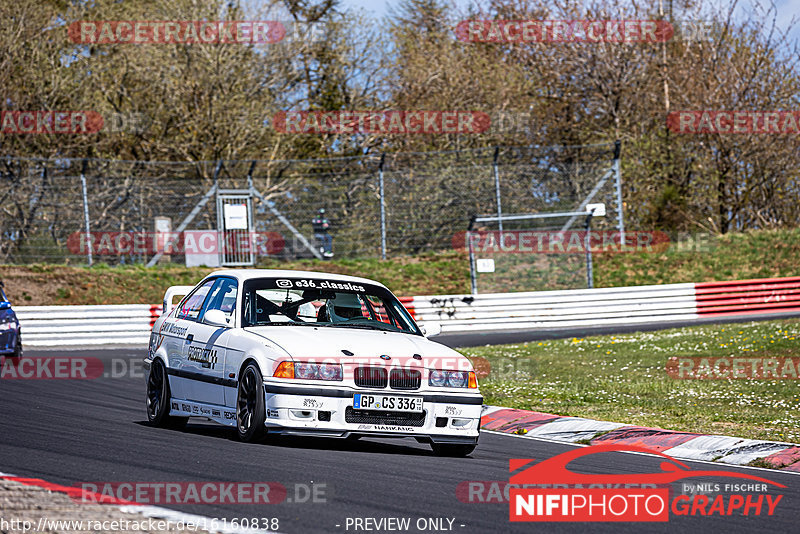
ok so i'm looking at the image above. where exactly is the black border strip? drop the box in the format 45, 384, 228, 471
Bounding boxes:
167, 367, 237, 388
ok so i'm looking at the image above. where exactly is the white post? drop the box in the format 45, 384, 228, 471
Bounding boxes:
80, 159, 92, 266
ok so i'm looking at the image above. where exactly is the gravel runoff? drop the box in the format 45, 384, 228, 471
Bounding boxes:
0, 477, 231, 534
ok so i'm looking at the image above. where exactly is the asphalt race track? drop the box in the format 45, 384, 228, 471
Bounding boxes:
1, 348, 797, 534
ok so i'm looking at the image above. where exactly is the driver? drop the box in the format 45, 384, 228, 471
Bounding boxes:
318, 293, 365, 322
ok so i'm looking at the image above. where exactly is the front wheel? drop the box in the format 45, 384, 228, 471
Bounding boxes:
12, 334, 22, 359
237, 363, 267, 442
146, 359, 187, 429
431, 443, 476, 457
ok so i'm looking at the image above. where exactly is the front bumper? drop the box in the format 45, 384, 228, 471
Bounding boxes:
263, 383, 482, 445
0, 324, 19, 354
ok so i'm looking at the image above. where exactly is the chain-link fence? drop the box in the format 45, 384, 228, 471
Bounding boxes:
0, 142, 622, 265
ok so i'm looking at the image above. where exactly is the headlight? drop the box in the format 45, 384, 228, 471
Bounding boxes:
428, 370, 477, 388
429, 369, 447, 387
447, 370, 467, 388
318, 364, 342, 380
295, 363, 317, 379
273, 361, 342, 381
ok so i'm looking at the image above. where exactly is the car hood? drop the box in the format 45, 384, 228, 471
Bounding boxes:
244, 325, 469, 370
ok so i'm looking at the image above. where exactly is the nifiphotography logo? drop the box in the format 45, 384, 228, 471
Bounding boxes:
509, 444, 785, 522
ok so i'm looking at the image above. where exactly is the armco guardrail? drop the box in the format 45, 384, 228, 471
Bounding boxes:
14, 276, 800, 347
402, 283, 698, 333
16, 304, 161, 346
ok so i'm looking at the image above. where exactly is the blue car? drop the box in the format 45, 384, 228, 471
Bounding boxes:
0, 282, 22, 358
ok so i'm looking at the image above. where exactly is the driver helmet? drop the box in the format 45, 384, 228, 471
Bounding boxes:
328, 293, 363, 321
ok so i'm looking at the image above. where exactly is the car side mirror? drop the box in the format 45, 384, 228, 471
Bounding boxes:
422, 321, 441, 337
0, 302, 10, 310
203, 309, 231, 328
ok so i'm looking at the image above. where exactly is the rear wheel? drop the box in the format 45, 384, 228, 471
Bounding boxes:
431, 443, 476, 457
237, 363, 267, 442
146, 359, 187, 429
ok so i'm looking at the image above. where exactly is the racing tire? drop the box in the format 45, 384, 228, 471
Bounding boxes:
146, 359, 188, 429
11, 336, 22, 359
430, 443, 476, 457
237, 363, 268, 442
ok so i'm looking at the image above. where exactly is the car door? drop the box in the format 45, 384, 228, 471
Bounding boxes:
162, 278, 216, 400
182, 277, 238, 407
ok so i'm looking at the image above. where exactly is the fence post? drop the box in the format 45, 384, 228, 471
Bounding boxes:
493, 146, 503, 234
584, 211, 594, 289
379, 153, 386, 260
468, 216, 478, 295
79, 159, 93, 266
246, 160, 255, 190
613, 140, 625, 246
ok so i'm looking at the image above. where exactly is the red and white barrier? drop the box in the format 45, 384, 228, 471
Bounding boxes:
480, 407, 800, 469
695, 276, 800, 317
14, 276, 800, 346
402, 276, 800, 333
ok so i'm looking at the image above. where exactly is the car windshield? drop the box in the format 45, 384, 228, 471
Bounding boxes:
241, 277, 421, 335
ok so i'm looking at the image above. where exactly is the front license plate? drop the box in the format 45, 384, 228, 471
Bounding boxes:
353, 394, 423, 413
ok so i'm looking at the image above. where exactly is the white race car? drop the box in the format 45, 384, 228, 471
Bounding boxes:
144, 269, 482, 456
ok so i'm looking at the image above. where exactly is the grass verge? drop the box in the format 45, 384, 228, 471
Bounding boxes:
0, 252, 468, 305
2, 227, 798, 305
461, 318, 800, 443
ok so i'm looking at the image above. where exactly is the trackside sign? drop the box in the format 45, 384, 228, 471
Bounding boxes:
508, 444, 784, 522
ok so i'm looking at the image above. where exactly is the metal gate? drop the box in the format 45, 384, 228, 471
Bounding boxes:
216, 190, 255, 266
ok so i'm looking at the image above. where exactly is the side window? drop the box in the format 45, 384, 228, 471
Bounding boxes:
199, 278, 238, 320
365, 295, 397, 326
177, 279, 216, 321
